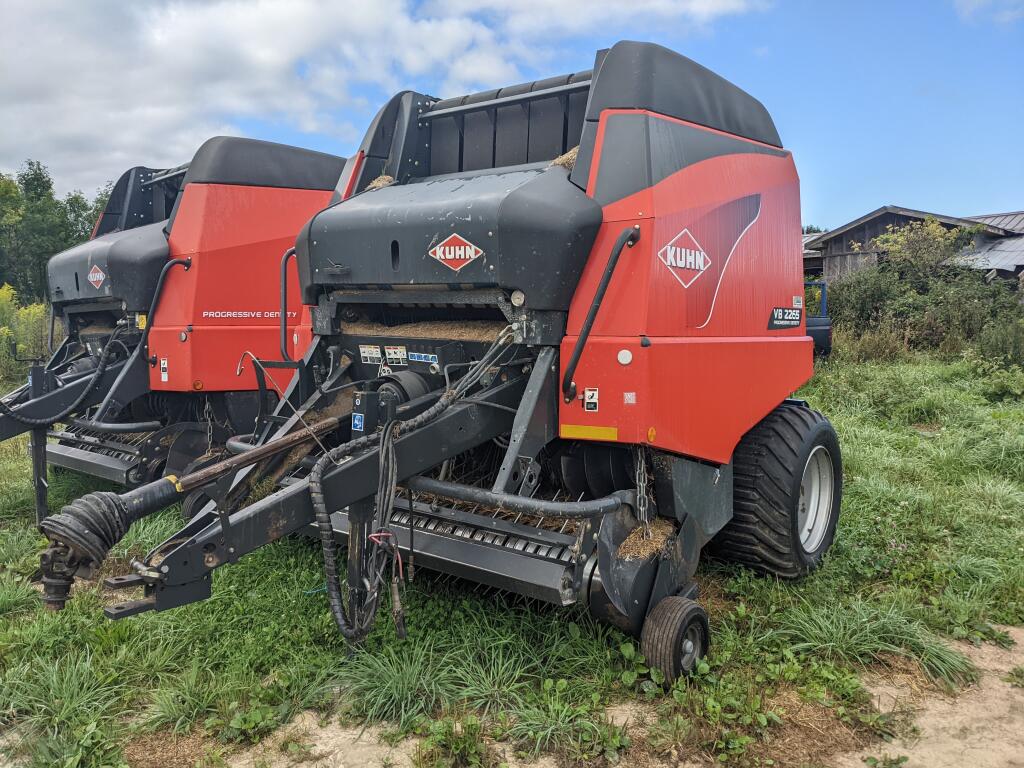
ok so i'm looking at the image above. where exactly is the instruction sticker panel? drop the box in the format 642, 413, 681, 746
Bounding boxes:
384, 345, 408, 366
408, 351, 439, 365
359, 345, 383, 365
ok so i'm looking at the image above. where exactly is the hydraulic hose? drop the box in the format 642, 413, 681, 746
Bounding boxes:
562, 225, 640, 402
70, 418, 163, 434
310, 327, 515, 642
280, 248, 295, 362
138, 257, 192, 357
76, 256, 190, 429
404, 475, 627, 518
2, 256, 190, 429
0, 327, 123, 428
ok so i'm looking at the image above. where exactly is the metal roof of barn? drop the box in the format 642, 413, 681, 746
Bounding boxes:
967, 210, 1024, 234
804, 205, 1011, 250
964, 235, 1024, 272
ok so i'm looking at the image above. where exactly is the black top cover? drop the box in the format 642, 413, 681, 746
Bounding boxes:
570, 41, 781, 188
586, 41, 780, 146
183, 137, 346, 191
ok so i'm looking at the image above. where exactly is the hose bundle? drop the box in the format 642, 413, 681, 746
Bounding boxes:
4, 257, 191, 430
310, 326, 515, 642
0, 329, 122, 428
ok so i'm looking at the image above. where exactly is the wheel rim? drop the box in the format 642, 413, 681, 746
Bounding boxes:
798, 445, 834, 553
678, 622, 704, 673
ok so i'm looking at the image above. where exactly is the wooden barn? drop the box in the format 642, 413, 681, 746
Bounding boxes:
803, 206, 1024, 281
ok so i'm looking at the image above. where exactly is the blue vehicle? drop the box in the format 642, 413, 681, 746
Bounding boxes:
805, 280, 832, 356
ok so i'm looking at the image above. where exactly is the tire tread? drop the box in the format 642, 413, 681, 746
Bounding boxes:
641, 596, 709, 682
712, 402, 830, 579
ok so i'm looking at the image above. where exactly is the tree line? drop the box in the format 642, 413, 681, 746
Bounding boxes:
0, 161, 110, 302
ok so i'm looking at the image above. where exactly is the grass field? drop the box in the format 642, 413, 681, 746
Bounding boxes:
1, 354, 1022, 767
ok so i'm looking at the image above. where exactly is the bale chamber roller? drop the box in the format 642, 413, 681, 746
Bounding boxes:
41, 41, 842, 681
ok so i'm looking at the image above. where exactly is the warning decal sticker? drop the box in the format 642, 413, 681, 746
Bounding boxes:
428, 233, 483, 272
359, 345, 383, 365
384, 346, 408, 366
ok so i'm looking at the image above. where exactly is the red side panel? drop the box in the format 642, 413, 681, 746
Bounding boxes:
150, 183, 332, 392
560, 110, 812, 464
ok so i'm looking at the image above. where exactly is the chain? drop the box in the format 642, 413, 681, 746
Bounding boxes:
203, 398, 215, 452
634, 445, 651, 539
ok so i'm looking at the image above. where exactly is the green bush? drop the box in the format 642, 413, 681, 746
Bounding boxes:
0, 283, 53, 381
0, 283, 17, 328
828, 218, 1024, 364
977, 316, 1024, 365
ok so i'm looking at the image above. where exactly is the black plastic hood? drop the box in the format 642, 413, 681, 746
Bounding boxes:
297, 165, 602, 311
47, 221, 169, 312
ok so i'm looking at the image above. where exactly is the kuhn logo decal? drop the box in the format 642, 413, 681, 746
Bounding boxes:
429, 233, 483, 272
87, 264, 106, 289
658, 229, 710, 289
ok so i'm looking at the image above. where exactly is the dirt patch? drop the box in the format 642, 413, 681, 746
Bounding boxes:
224, 711, 568, 768
755, 688, 868, 767
227, 711, 416, 768
605, 700, 654, 730
697, 575, 735, 622
122, 730, 212, 768
340, 320, 507, 342
617, 518, 675, 561
829, 625, 1024, 768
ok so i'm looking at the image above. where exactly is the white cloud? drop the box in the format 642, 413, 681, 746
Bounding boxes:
0, 0, 760, 195
954, 0, 1024, 22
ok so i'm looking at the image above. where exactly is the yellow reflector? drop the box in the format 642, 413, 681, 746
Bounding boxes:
560, 424, 619, 441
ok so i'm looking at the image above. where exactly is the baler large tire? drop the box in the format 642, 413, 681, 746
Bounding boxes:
713, 402, 841, 578
641, 596, 709, 682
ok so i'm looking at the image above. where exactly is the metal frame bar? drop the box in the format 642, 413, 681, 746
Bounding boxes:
115, 375, 527, 615
420, 81, 591, 121
0, 360, 127, 442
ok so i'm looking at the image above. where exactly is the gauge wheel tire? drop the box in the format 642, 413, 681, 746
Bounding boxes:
641, 596, 710, 682
180, 488, 213, 521
712, 402, 842, 578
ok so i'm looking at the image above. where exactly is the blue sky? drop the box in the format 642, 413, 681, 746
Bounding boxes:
3, 0, 1021, 228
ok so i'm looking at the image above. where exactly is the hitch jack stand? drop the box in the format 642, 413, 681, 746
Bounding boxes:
29, 363, 48, 523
